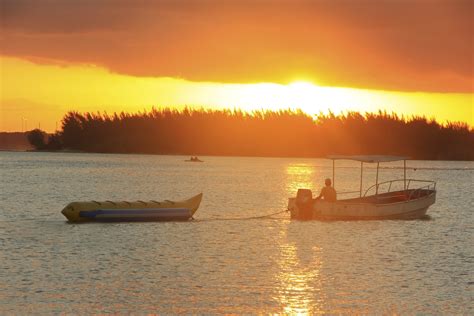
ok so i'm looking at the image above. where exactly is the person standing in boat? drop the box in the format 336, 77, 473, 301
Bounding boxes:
315, 178, 337, 202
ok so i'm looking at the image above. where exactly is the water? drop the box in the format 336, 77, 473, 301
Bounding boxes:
1, 152, 473, 314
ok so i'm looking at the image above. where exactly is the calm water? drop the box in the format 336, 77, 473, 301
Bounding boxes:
1, 152, 473, 314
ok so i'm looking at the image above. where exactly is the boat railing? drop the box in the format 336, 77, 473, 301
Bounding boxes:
363, 179, 436, 197
407, 182, 437, 200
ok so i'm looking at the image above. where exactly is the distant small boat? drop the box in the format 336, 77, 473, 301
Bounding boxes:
288, 155, 436, 220
184, 157, 204, 162
61, 193, 203, 222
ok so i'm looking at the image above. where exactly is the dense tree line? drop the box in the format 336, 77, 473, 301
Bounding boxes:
29, 108, 474, 160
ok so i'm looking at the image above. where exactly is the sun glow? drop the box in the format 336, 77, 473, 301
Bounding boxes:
1, 56, 472, 132
288, 81, 320, 113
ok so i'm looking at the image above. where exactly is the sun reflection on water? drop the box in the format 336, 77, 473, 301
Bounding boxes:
285, 164, 316, 195
274, 163, 327, 314
275, 227, 326, 315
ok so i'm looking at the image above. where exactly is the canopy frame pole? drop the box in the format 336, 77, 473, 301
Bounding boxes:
404, 159, 407, 190
332, 159, 335, 189
375, 162, 380, 195
360, 161, 363, 197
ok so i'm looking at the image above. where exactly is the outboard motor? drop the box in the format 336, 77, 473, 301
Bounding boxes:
295, 189, 313, 220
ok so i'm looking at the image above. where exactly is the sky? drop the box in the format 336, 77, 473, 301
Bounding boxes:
1, 0, 473, 132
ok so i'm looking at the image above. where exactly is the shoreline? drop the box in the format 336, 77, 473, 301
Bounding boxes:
2, 149, 474, 162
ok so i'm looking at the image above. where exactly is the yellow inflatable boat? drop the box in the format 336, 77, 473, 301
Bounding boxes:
61, 193, 203, 223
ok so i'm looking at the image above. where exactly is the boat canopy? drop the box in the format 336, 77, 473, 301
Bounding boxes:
327, 155, 409, 163
327, 155, 410, 195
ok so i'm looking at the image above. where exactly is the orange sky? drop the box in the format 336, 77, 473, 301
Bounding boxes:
1, 0, 473, 132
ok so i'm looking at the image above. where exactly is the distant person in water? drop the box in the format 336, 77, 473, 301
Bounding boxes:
315, 178, 337, 202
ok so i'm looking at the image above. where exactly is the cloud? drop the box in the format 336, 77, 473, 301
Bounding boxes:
1, 0, 472, 92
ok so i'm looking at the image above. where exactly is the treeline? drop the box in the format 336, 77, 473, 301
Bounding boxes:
29, 108, 474, 160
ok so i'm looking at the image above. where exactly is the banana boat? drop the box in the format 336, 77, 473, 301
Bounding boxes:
61, 193, 203, 222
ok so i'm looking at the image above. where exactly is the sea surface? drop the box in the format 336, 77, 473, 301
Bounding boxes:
1, 152, 473, 314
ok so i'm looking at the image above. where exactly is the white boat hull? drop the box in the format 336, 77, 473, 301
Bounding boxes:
288, 190, 436, 220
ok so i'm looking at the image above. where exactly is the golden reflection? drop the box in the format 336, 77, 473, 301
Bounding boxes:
275, 227, 325, 314
285, 164, 316, 195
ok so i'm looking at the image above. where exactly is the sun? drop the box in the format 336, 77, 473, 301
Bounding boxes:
288, 81, 316, 90
215, 80, 325, 114
286, 81, 321, 111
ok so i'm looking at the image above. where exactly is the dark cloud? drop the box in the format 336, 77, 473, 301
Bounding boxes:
1, 0, 472, 92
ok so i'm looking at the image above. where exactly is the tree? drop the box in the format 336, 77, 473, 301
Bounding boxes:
45, 132, 63, 150
61, 112, 84, 149
27, 129, 47, 150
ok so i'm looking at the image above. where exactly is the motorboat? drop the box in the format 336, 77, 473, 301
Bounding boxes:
61, 193, 203, 222
288, 156, 436, 220
185, 157, 204, 162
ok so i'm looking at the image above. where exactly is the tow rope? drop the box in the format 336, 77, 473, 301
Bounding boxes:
194, 209, 289, 221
